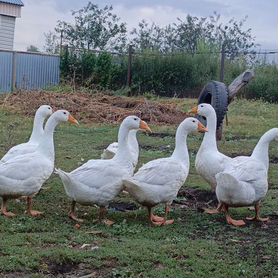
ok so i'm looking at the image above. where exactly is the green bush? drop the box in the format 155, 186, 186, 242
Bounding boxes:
59, 46, 277, 102
244, 64, 278, 103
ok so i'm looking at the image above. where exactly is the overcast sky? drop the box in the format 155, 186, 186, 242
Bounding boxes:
14, 0, 277, 51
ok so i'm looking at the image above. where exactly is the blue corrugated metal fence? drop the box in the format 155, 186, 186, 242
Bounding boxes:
0, 50, 60, 93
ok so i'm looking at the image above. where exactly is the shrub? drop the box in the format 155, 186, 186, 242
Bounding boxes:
59, 46, 277, 102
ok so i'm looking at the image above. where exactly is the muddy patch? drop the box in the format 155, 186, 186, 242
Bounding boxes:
175, 188, 218, 209
40, 259, 116, 277
224, 135, 259, 141
148, 132, 175, 138
229, 152, 251, 158
46, 261, 78, 275
140, 143, 173, 152
109, 201, 139, 212
270, 157, 278, 164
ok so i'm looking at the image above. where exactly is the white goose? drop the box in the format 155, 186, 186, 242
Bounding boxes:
123, 117, 208, 225
101, 130, 139, 169
189, 103, 232, 213
55, 116, 151, 225
0, 110, 78, 217
216, 128, 278, 227
1, 105, 53, 163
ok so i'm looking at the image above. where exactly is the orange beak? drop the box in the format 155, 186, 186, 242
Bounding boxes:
68, 114, 79, 125
198, 122, 208, 133
139, 120, 152, 133
188, 106, 198, 114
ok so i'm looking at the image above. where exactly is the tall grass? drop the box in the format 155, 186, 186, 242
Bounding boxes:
244, 64, 278, 102
60, 45, 277, 102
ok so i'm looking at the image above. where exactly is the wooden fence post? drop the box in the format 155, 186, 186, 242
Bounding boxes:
217, 44, 225, 140
220, 44, 225, 82
11, 51, 16, 92
59, 30, 63, 56
126, 45, 133, 95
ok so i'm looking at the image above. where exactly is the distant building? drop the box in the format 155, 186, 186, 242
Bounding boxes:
0, 0, 24, 50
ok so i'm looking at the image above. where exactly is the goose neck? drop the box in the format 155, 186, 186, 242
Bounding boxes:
29, 112, 45, 143
114, 124, 132, 162
202, 112, 218, 150
171, 125, 189, 165
252, 129, 277, 170
38, 116, 58, 160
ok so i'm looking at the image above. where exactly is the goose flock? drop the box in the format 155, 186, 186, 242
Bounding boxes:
0, 103, 277, 227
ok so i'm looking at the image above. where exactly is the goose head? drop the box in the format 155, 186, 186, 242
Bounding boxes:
181, 117, 208, 133
52, 110, 79, 125
189, 103, 215, 117
122, 116, 152, 133
37, 105, 53, 118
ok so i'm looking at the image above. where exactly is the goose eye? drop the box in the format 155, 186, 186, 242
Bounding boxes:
48, 107, 51, 110
200, 105, 204, 108
63, 112, 66, 115
134, 118, 137, 121
192, 120, 196, 123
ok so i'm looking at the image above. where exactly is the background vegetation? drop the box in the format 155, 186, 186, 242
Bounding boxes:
44, 2, 277, 102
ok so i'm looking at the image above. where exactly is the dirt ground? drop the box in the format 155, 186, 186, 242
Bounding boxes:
0, 91, 188, 125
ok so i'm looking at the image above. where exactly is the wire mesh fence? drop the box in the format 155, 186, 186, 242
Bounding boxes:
60, 44, 277, 101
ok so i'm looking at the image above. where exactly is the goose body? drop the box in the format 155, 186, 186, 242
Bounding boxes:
101, 130, 139, 169
56, 116, 151, 223
215, 128, 278, 226
123, 117, 208, 225
0, 110, 78, 217
56, 158, 133, 207
1, 105, 53, 163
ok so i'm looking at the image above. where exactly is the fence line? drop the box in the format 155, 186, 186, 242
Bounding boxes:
62, 45, 278, 56
0, 50, 60, 93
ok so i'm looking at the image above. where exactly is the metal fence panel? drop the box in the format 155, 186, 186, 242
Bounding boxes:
0, 50, 60, 93
0, 51, 13, 92
15, 52, 60, 90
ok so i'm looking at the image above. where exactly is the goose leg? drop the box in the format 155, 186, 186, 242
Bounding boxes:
203, 202, 224, 214
99, 206, 114, 226
152, 205, 174, 226
26, 196, 43, 216
246, 203, 269, 222
68, 200, 84, 222
147, 207, 164, 224
1, 197, 16, 217
223, 204, 245, 227
162, 205, 174, 225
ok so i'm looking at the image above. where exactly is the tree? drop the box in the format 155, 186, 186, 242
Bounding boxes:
206, 13, 257, 59
174, 15, 207, 53
44, 31, 60, 54
55, 2, 127, 51
26, 45, 40, 52
130, 21, 177, 53
131, 12, 257, 58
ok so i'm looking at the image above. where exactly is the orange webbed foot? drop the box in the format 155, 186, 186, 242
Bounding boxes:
203, 208, 221, 214
246, 216, 269, 222
152, 219, 174, 226
151, 214, 164, 222
102, 219, 115, 226
2, 211, 16, 217
226, 216, 245, 227
28, 210, 43, 217
68, 212, 84, 223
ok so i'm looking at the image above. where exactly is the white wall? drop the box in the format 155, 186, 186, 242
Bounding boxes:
0, 15, 15, 50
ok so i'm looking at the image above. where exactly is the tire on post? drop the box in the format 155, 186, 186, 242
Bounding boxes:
197, 81, 229, 131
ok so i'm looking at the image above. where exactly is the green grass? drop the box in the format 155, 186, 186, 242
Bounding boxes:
0, 98, 277, 278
